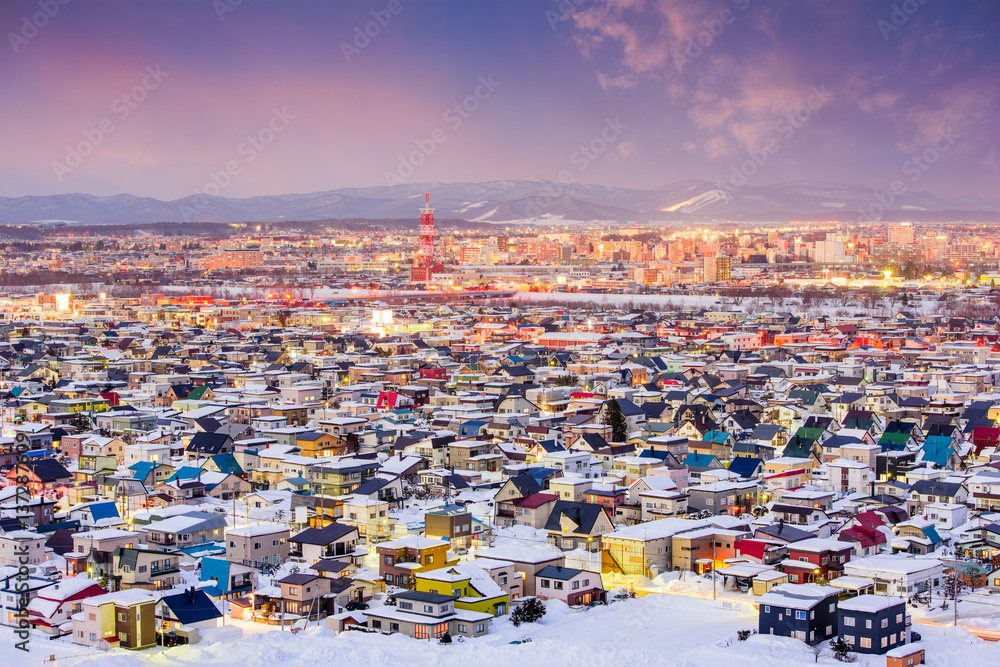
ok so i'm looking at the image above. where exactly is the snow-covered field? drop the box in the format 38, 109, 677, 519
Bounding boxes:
6, 592, 996, 667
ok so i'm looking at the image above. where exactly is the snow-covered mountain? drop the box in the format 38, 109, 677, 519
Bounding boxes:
2, 180, 997, 225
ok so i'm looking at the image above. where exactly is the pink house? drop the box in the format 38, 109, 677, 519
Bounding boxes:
28, 575, 107, 634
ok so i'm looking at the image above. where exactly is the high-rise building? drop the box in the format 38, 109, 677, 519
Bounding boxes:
703, 255, 732, 282
888, 223, 914, 245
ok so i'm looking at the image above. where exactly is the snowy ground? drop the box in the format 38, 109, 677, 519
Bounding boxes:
6, 592, 996, 667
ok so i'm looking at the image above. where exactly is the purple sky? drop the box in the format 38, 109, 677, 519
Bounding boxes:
0, 0, 997, 200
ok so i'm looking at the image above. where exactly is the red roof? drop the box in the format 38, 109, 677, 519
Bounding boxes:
513, 492, 559, 509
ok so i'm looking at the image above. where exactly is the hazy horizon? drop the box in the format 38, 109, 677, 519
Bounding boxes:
1, 0, 997, 201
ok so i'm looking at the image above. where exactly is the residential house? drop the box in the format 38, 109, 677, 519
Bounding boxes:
838, 595, 910, 655
364, 590, 491, 640
71, 588, 156, 650
757, 583, 840, 644
376, 536, 452, 589
288, 523, 360, 567
535, 565, 605, 606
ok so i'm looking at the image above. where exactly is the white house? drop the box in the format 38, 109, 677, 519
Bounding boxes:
843, 555, 944, 597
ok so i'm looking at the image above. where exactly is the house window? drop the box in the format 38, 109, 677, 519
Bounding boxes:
866, 619, 872, 629
843, 616, 855, 626
860, 637, 871, 649
424, 605, 433, 613
844, 635, 854, 645
582, 579, 589, 586
572, 581, 580, 590
371, 619, 381, 629
499, 576, 507, 585
118, 613, 127, 622
541, 580, 550, 588
763, 606, 770, 613
384, 556, 393, 565
399, 602, 413, 610
390, 623, 399, 633
476, 623, 485, 633
554, 582, 563, 590
896, 613, 903, 623
881, 618, 888, 628
458, 624, 468, 633
795, 611, 806, 620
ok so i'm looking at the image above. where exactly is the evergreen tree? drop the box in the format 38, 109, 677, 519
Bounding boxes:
603, 399, 628, 442
829, 637, 854, 662
510, 597, 546, 627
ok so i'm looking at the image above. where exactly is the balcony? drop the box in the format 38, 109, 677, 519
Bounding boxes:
496, 507, 515, 519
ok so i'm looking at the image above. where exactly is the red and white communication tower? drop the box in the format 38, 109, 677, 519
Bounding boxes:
417, 191, 437, 272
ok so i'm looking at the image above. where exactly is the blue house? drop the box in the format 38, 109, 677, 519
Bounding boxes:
838, 595, 909, 654
757, 583, 840, 644
199, 557, 256, 599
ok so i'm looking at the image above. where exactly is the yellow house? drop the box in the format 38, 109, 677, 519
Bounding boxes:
414, 563, 509, 617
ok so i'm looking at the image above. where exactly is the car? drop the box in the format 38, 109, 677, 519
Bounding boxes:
345, 601, 369, 611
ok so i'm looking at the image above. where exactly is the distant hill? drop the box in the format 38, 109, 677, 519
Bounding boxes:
2, 180, 997, 225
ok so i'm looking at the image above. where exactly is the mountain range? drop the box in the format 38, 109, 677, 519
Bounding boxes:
2, 180, 998, 226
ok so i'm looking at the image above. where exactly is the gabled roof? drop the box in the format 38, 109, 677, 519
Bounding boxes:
290, 522, 357, 545
542, 500, 608, 535
161, 587, 223, 624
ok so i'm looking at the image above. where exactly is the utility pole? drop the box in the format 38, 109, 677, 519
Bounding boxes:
712, 539, 717, 601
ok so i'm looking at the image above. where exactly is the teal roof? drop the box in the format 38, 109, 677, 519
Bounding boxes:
703, 430, 731, 444
920, 436, 955, 467
129, 461, 156, 481
684, 452, 720, 468
166, 467, 203, 483
207, 453, 244, 476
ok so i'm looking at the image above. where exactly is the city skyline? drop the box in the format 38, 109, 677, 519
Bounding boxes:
0, 0, 997, 202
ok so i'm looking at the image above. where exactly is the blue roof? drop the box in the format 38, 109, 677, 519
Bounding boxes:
129, 461, 156, 480
459, 420, 488, 437
161, 588, 223, 624
920, 436, 955, 467
89, 501, 120, 521
727, 457, 763, 479
200, 557, 234, 592
703, 430, 731, 444
179, 542, 227, 559
922, 525, 944, 544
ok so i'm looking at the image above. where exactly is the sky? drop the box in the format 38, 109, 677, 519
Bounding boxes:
0, 0, 997, 201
